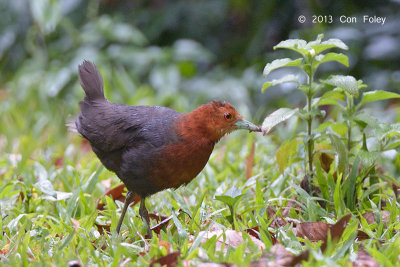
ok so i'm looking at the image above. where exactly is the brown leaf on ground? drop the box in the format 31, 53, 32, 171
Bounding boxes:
182, 262, 233, 267
158, 240, 171, 252
0, 240, 10, 256
95, 222, 111, 235
353, 247, 379, 267
362, 211, 390, 226
297, 214, 351, 251
357, 230, 370, 241
71, 218, 80, 230
319, 153, 334, 173
149, 214, 173, 236
97, 184, 141, 210
150, 251, 180, 267
245, 142, 255, 179
267, 207, 287, 228
392, 183, 400, 199
196, 229, 265, 253
245, 226, 277, 244
251, 244, 309, 267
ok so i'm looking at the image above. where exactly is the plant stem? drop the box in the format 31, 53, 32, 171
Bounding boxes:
347, 121, 352, 152
307, 62, 314, 178
346, 95, 353, 152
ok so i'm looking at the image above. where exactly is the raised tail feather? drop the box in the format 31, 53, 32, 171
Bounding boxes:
78, 60, 105, 102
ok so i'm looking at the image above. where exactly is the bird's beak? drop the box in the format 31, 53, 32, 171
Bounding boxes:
235, 119, 261, 132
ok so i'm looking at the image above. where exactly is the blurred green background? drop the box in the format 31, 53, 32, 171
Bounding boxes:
1, 0, 399, 153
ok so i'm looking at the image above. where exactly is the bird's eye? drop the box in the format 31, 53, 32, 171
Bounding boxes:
224, 112, 232, 120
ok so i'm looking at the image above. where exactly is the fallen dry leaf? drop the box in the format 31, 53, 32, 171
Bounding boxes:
251, 244, 309, 267
196, 229, 265, 253
150, 251, 180, 267
71, 218, 80, 230
267, 207, 287, 228
97, 184, 141, 210
158, 240, 171, 252
245, 226, 277, 244
353, 247, 379, 267
357, 230, 370, 241
392, 183, 400, 199
362, 211, 390, 226
296, 214, 351, 251
149, 214, 173, 236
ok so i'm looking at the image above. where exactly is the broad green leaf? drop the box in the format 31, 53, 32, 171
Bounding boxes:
317, 121, 347, 136
311, 38, 348, 54
261, 108, 298, 134
322, 89, 345, 100
276, 138, 301, 173
354, 113, 380, 129
358, 150, 379, 166
316, 98, 342, 107
322, 75, 359, 97
273, 39, 308, 55
262, 74, 299, 92
315, 52, 349, 67
263, 58, 302, 77
215, 186, 243, 207
328, 134, 348, 175
360, 90, 400, 105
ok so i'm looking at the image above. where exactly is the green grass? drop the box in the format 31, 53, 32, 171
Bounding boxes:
1, 65, 400, 266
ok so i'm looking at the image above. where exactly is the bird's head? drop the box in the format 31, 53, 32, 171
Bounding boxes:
182, 101, 261, 142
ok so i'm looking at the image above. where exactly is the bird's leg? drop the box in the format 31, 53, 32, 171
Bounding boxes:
139, 198, 152, 238
116, 191, 134, 234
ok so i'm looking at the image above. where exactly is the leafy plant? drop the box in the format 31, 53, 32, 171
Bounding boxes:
261, 34, 400, 210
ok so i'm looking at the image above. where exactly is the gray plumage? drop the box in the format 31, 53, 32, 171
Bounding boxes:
75, 60, 182, 196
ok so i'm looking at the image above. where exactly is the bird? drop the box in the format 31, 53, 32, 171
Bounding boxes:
75, 60, 261, 237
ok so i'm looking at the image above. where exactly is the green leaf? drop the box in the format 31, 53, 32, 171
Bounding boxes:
215, 186, 244, 207
261, 108, 298, 134
360, 90, 400, 105
315, 52, 349, 67
273, 39, 308, 55
354, 113, 380, 129
311, 38, 348, 54
358, 150, 379, 166
321, 89, 345, 101
344, 156, 360, 211
328, 134, 348, 175
263, 58, 302, 77
84, 166, 103, 193
334, 173, 344, 217
316, 90, 345, 107
276, 138, 301, 173
322, 75, 359, 97
317, 121, 347, 136
262, 74, 299, 92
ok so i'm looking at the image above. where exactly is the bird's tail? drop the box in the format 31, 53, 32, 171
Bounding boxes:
78, 60, 106, 102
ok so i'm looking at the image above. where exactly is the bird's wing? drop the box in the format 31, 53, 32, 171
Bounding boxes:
76, 103, 182, 152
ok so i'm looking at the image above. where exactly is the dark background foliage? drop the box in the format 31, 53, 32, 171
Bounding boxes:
1, 0, 399, 147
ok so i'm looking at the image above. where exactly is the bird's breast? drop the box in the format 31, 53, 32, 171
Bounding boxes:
147, 138, 214, 190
